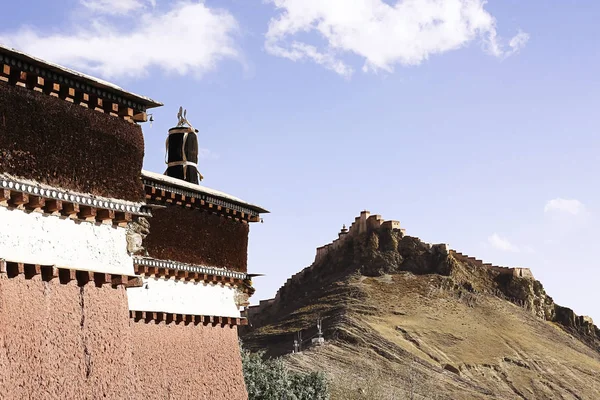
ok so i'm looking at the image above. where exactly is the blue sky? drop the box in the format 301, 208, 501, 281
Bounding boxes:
1, 0, 598, 322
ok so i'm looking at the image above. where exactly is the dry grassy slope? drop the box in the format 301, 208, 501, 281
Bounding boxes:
241, 231, 600, 399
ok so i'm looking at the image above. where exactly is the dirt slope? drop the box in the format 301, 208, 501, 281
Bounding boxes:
241, 218, 600, 399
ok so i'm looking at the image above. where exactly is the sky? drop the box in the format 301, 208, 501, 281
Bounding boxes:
1, 0, 598, 323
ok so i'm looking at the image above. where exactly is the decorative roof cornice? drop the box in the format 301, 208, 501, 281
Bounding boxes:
142, 170, 268, 222
129, 310, 247, 327
0, 45, 162, 123
133, 257, 248, 284
0, 173, 151, 223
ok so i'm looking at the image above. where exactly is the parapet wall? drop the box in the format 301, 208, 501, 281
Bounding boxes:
0, 83, 145, 202
144, 206, 249, 272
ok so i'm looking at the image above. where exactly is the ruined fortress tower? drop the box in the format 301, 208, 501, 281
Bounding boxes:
0, 45, 266, 399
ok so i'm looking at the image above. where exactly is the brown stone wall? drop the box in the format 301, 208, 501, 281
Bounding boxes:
132, 321, 247, 400
0, 275, 137, 399
0, 83, 144, 201
144, 206, 249, 272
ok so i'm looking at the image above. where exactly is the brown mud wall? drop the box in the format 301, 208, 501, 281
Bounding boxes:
0, 83, 144, 201
132, 322, 248, 400
0, 275, 248, 399
144, 206, 249, 272
0, 275, 137, 399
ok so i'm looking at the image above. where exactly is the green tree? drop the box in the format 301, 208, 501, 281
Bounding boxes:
240, 344, 329, 400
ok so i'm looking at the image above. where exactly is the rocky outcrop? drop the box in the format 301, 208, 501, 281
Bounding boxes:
555, 306, 600, 338
494, 273, 555, 320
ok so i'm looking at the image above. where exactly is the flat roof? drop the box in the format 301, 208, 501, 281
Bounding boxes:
141, 170, 269, 215
0, 44, 162, 110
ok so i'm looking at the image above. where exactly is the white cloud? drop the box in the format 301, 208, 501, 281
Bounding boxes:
265, 0, 529, 77
0, 1, 239, 79
544, 198, 586, 216
488, 233, 519, 252
80, 0, 155, 15
508, 30, 530, 55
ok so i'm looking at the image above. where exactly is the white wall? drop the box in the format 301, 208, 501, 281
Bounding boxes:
127, 277, 241, 318
0, 207, 133, 274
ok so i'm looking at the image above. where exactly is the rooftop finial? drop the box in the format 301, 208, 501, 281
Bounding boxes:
176, 106, 195, 130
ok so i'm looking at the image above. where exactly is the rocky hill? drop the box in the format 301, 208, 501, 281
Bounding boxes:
240, 212, 600, 399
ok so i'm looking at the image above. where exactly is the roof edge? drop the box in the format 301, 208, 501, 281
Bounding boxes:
141, 170, 269, 215
0, 44, 162, 109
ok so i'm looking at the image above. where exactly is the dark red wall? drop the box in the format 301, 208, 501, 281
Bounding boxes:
144, 206, 249, 272
0, 83, 144, 201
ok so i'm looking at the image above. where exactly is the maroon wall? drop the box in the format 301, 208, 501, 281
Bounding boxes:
0, 83, 144, 201
0, 275, 138, 399
132, 322, 248, 400
144, 206, 250, 272
0, 275, 248, 399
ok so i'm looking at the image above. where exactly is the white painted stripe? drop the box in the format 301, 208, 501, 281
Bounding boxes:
126, 277, 241, 318
0, 207, 133, 275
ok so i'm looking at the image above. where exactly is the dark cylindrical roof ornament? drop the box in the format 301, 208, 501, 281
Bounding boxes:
164, 107, 203, 184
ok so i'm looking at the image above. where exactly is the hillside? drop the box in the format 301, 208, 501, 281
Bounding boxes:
241, 212, 600, 399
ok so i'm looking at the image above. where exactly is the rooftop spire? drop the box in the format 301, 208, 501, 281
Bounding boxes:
164, 107, 202, 183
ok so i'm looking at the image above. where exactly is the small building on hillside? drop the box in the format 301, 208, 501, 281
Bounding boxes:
0, 44, 266, 399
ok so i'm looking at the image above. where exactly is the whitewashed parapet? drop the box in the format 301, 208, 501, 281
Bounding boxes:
127, 277, 242, 318
0, 206, 135, 274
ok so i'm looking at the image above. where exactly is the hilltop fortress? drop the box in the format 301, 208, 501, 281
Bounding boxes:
246, 210, 535, 321
244, 211, 597, 346
316, 211, 534, 280
315, 211, 404, 263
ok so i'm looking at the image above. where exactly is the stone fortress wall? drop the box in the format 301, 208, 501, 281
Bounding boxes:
450, 251, 534, 280
315, 211, 404, 263
245, 211, 535, 321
